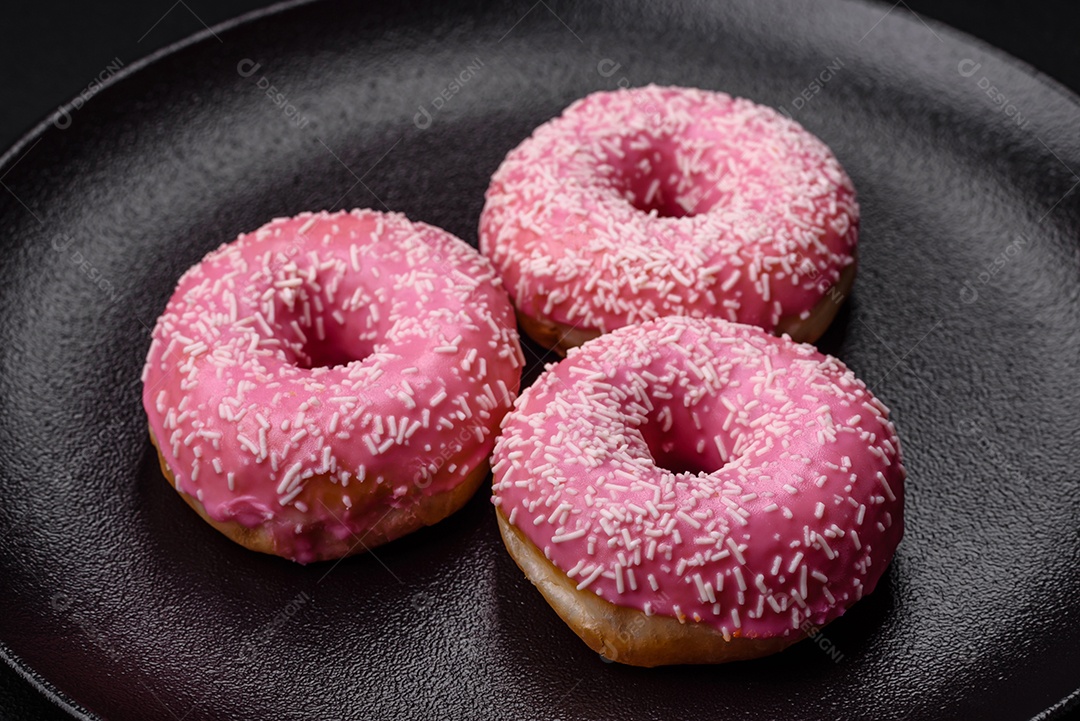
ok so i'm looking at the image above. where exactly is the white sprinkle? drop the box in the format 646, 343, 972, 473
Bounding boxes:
876, 471, 897, 501
279, 485, 304, 506
575, 565, 604, 590
551, 528, 588, 543
237, 435, 259, 456
277, 463, 304, 494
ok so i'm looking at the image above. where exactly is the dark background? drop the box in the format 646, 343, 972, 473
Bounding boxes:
1, 0, 1078, 718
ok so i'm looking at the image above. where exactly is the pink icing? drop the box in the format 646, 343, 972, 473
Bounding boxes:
491, 317, 904, 639
480, 85, 858, 334
142, 209, 523, 563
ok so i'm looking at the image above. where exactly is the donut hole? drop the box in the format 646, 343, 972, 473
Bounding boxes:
286, 308, 377, 370
295, 340, 369, 370
626, 178, 694, 218
644, 434, 717, 476
266, 271, 379, 370
638, 408, 731, 477
606, 134, 726, 218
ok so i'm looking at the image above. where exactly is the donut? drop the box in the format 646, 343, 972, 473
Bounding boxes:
479, 85, 858, 354
142, 209, 524, 563
491, 316, 904, 666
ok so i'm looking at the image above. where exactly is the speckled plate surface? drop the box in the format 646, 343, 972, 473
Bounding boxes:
1, 0, 1078, 719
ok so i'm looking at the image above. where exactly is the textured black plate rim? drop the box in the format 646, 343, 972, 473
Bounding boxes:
0, 0, 311, 173
1, 0, 1078, 718
0, 6, 315, 717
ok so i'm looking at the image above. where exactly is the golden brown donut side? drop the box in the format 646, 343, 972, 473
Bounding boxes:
497, 508, 806, 666
151, 427, 489, 563
516, 254, 858, 356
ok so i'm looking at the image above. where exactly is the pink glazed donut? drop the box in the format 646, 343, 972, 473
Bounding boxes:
491, 316, 903, 666
143, 209, 523, 563
480, 85, 859, 354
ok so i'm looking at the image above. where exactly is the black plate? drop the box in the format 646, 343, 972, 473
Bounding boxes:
2, 0, 1079, 718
